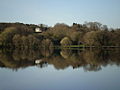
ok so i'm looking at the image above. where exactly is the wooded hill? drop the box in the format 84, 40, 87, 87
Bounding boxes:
0, 22, 120, 49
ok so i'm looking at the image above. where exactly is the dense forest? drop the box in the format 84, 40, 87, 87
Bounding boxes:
0, 22, 120, 49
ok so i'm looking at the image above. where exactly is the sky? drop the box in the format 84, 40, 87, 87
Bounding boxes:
0, 0, 120, 28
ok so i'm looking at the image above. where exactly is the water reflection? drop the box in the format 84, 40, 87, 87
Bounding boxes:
0, 48, 120, 71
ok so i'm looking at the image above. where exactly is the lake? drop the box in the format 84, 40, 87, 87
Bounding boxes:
0, 48, 120, 90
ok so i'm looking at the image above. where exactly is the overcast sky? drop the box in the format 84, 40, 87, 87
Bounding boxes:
0, 0, 120, 28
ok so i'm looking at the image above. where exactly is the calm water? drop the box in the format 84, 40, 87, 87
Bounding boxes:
0, 48, 120, 90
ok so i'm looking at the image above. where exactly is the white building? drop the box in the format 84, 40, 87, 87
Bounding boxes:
35, 28, 42, 33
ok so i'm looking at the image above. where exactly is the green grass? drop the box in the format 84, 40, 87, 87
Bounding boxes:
54, 45, 120, 49
54, 45, 85, 49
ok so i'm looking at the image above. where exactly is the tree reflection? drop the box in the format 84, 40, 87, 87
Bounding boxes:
0, 48, 120, 71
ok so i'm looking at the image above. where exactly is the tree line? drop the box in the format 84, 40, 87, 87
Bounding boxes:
0, 22, 120, 49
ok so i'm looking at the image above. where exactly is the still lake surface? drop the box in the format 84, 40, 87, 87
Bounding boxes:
0, 48, 120, 90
